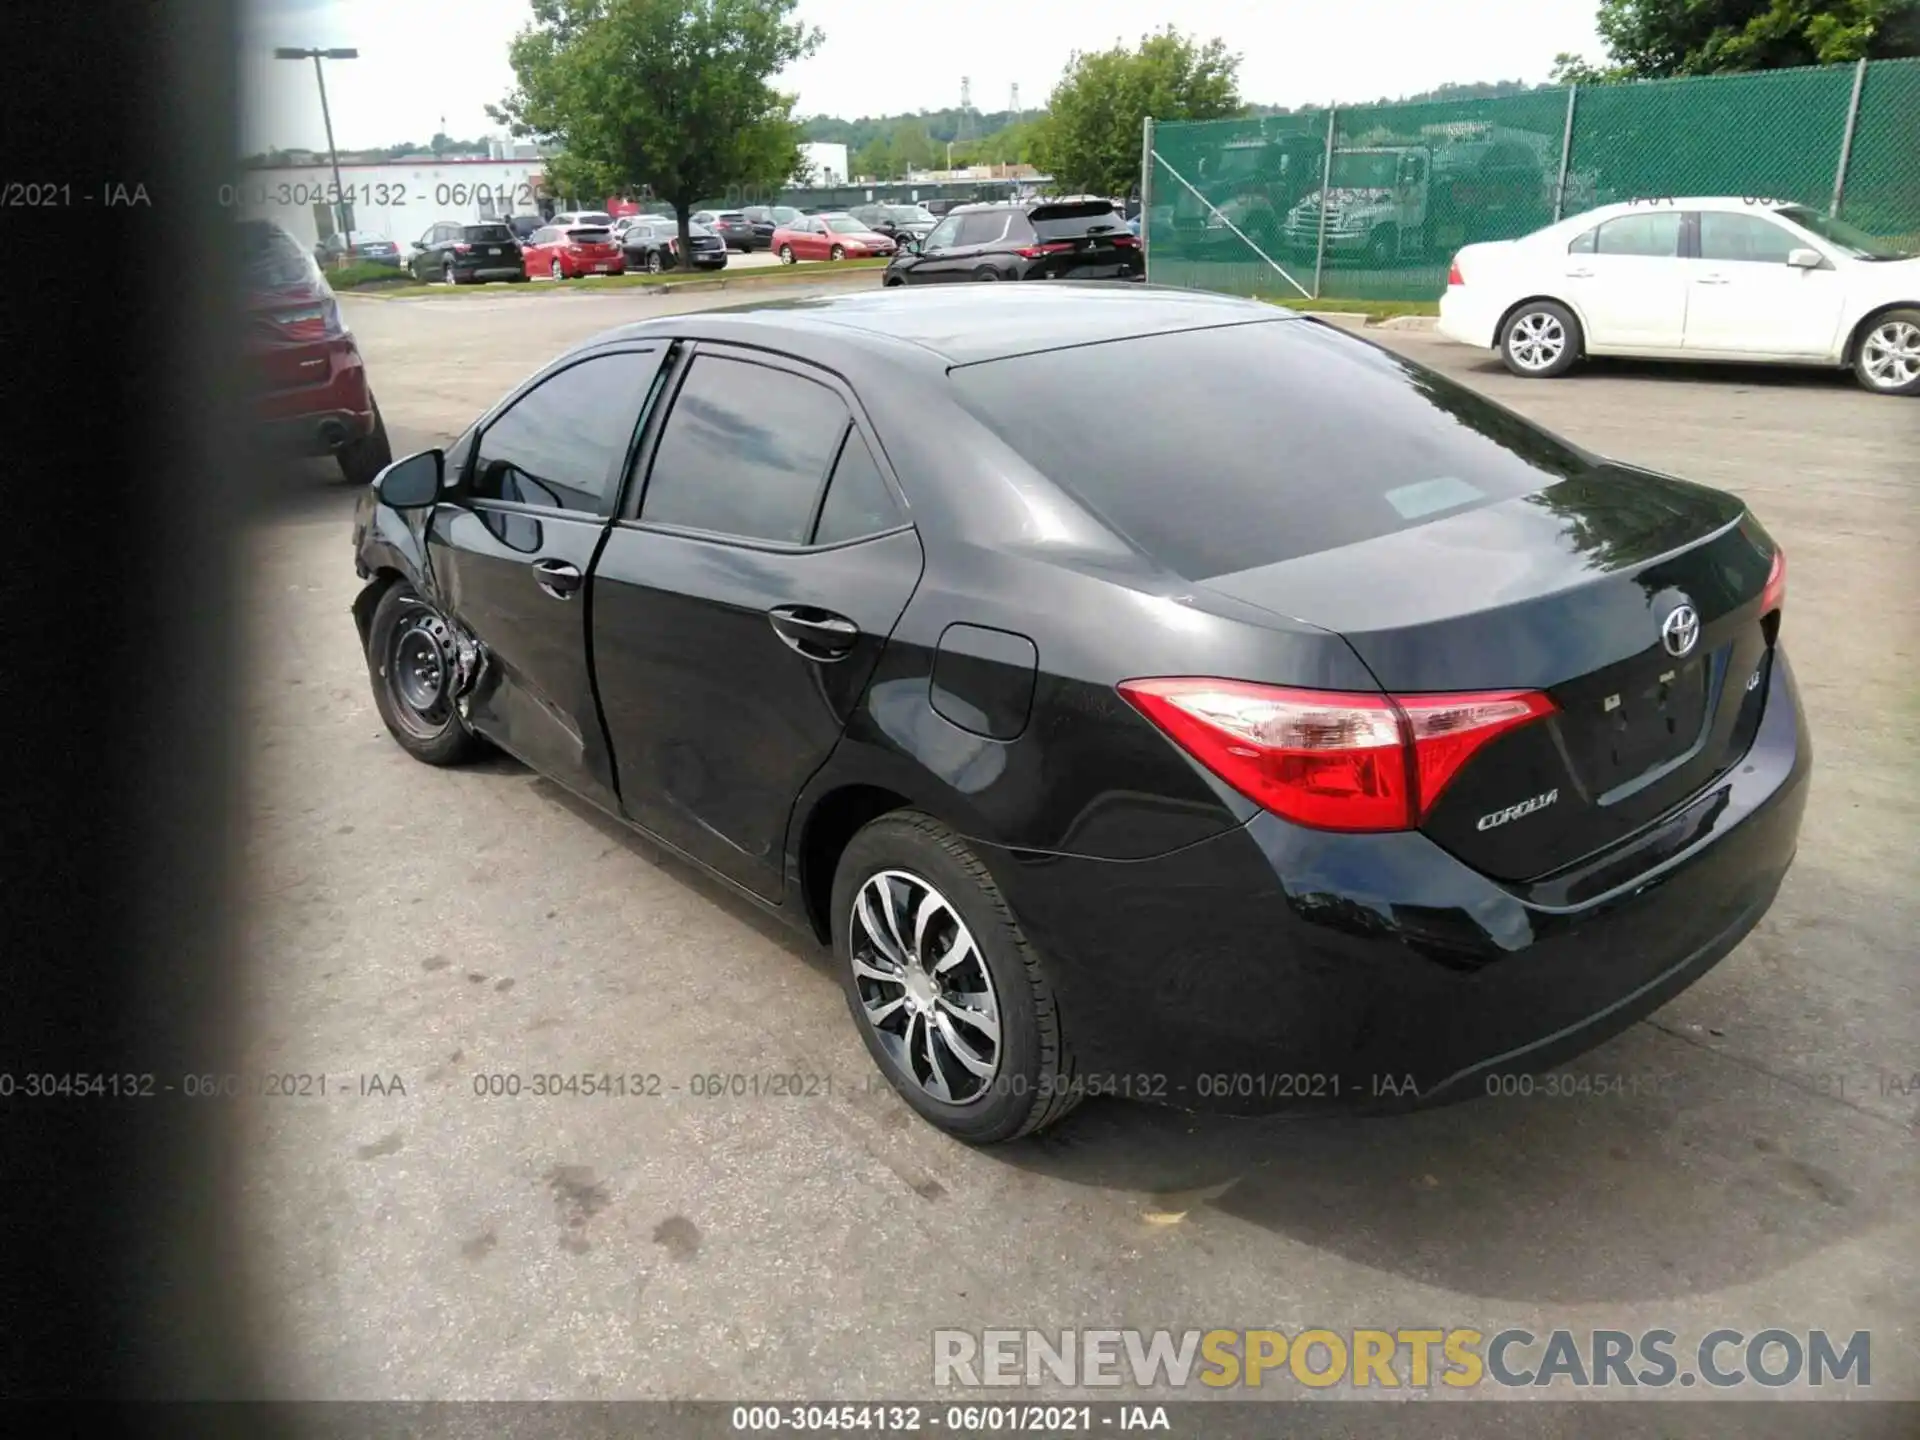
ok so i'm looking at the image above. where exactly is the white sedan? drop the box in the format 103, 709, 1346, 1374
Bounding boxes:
1437, 197, 1919, 395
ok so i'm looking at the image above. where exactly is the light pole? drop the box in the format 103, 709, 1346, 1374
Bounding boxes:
273, 47, 358, 255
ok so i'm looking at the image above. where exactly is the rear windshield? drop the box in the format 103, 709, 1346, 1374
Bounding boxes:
573, 213, 615, 226
947, 319, 1582, 579
1028, 202, 1125, 240
241, 221, 313, 288
464, 225, 513, 242
567, 228, 612, 242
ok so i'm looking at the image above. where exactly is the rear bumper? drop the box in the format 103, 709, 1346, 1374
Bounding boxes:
977, 646, 1810, 1113
1437, 287, 1502, 348
253, 342, 374, 453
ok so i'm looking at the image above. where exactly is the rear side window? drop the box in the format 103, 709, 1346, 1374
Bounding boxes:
957, 212, 1009, 245
1029, 203, 1126, 240
947, 319, 1583, 580
640, 356, 849, 544
814, 430, 903, 545
469, 351, 661, 514
1593, 212, 1681, 257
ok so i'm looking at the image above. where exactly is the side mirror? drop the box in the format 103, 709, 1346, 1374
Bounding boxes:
410, 241, 426, 251
375, 449, 444, 508
1787, 247, 1823, 269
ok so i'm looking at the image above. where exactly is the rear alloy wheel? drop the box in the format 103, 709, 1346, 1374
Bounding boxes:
778, 244, 796, 265
833, 811, 1080, 1144
365, 584, 486, 767
550, 259, 565, 281
830, 244, 845, 261
972, 267, 1001, 282
1854, 309, 1920, 396
442, 259, 457, 286
647, 251, 664, 274
336, 398, 392, 486
1500, 300, 1582, 379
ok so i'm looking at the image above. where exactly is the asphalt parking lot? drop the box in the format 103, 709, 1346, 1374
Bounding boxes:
239, 278, 1918, 1410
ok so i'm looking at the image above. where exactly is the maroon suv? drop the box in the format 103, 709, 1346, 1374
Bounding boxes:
243, 219, 391, 484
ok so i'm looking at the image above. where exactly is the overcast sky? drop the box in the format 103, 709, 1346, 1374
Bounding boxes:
243, 0, 1604, 151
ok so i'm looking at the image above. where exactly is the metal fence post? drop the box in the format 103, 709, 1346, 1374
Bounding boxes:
1830, 58, 1869, 218
1140, 114, 1154, 283
1553, 84, 1578, 222
1312, 105, 1336, 301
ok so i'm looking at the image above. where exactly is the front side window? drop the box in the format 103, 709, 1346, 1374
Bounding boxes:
1697, 211, 1802, 264
640, 356, 849, 544
469, 351, 662, 514
924, 217, 962, 249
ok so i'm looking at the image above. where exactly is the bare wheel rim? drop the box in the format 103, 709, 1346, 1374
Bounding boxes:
648, 251, 662, 272
443, 261, 455, 284
385, 601, 457, 740
1862, 319, 1920, 389
550, 259, 562, 279
1508, 311, 1566, 371
780, 245, 794, 264
850, 869, 1002, 1105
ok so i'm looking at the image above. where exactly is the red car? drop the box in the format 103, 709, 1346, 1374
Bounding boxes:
243, 219, 390, 484
521, 222, 626, 280
771, 212, 897, 264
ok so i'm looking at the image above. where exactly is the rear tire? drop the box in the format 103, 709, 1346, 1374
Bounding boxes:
1499, 299, 1582, 379
336, 399, 391, 486
971, 266, 1001, 282
778, 244, 796, 265
647, 251, 664, 274
1852, 308, 1920, 396
832, 811, 1080, 1145
442, 259, 456, 286
550, 259, 565, 281
364, 584, 487, 767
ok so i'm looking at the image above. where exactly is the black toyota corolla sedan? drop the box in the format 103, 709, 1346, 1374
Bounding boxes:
350, 284, 1808, 1144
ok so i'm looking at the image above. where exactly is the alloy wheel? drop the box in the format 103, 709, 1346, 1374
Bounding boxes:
443, 261, 455, 285
385, 602, 457, 740
848, 869, 1002, 1105
1508, 311, 1566, 372
1861, 319, 1920, 391
550, 259, 563, 280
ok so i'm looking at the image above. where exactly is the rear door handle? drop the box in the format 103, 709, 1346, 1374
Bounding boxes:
1695, 274, 1729, 285
768, 604, 860, 660
531, 558, 583, 600
1564, 267, 1594, 278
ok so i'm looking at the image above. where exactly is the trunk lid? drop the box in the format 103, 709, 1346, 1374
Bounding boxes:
1200, 468, 1783, 882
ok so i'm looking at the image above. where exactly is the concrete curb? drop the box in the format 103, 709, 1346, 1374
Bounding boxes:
1376, 315, 1439, 331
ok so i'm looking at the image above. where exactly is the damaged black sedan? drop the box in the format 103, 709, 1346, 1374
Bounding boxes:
351, 285, 1808, 1145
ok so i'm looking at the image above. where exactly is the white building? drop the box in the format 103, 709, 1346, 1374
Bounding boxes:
232, 155, 552, 250
798, 142, 849, 186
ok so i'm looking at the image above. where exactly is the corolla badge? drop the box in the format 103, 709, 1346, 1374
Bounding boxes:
1661, 604, 1700, 657
1477, 789, 1559, 831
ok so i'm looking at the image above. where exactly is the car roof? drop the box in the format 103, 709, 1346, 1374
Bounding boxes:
1560, 196, 1802, 227
592, 283, 1282, 367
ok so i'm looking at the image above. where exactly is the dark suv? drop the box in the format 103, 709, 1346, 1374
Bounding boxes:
406, 221, 527, 284
738, 205, 804, 250
883, 198, 1143, 285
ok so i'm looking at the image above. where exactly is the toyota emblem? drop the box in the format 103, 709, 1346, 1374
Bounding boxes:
1661, 604, 1700, 657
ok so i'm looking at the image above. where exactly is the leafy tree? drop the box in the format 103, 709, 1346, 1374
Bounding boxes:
1555, 0, 1918, 81
1033, 28, 1241, 194
490, 0, 822, 256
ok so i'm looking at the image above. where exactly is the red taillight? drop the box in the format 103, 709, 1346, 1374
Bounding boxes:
1113, 234, 1140, 248
1447, 257, 1464, 286
1760, 547, 1785, 616
453, 243, 472, 254
1117, 678, 1556, 833
1016, 242, 1076, 259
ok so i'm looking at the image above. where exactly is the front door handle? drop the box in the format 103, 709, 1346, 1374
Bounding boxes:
1564, 267, 1594, 278
768, 604, 860, 660
1694, 274, 1729, 285
531, 558, 583, 600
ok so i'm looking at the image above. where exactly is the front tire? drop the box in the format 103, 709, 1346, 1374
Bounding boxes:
336, 398, 391, 486
646, 251, 664, 274
1499, 299, 1582, 379
778, 244, 795, 265
832, 811, 1080, 1144
1853, 308, 1920, 396
830, 244, 845, 261
365, 584, 486, 767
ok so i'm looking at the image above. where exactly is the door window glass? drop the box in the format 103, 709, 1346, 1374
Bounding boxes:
813, 429, 903, 545
469, 352, 661, 513
1697, 211, 1801, 264
1593, 212, 1682, 257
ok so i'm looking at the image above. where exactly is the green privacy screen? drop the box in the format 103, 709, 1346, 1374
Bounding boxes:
1145, 58, 1919, 303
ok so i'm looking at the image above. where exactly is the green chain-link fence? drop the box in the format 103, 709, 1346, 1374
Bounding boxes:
1144, 58, 1920, 303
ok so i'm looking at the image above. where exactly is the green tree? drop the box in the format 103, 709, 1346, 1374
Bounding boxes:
490, 0, 822, 256
1556, 0, 1918, 81
1033, 28, 1241, 194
